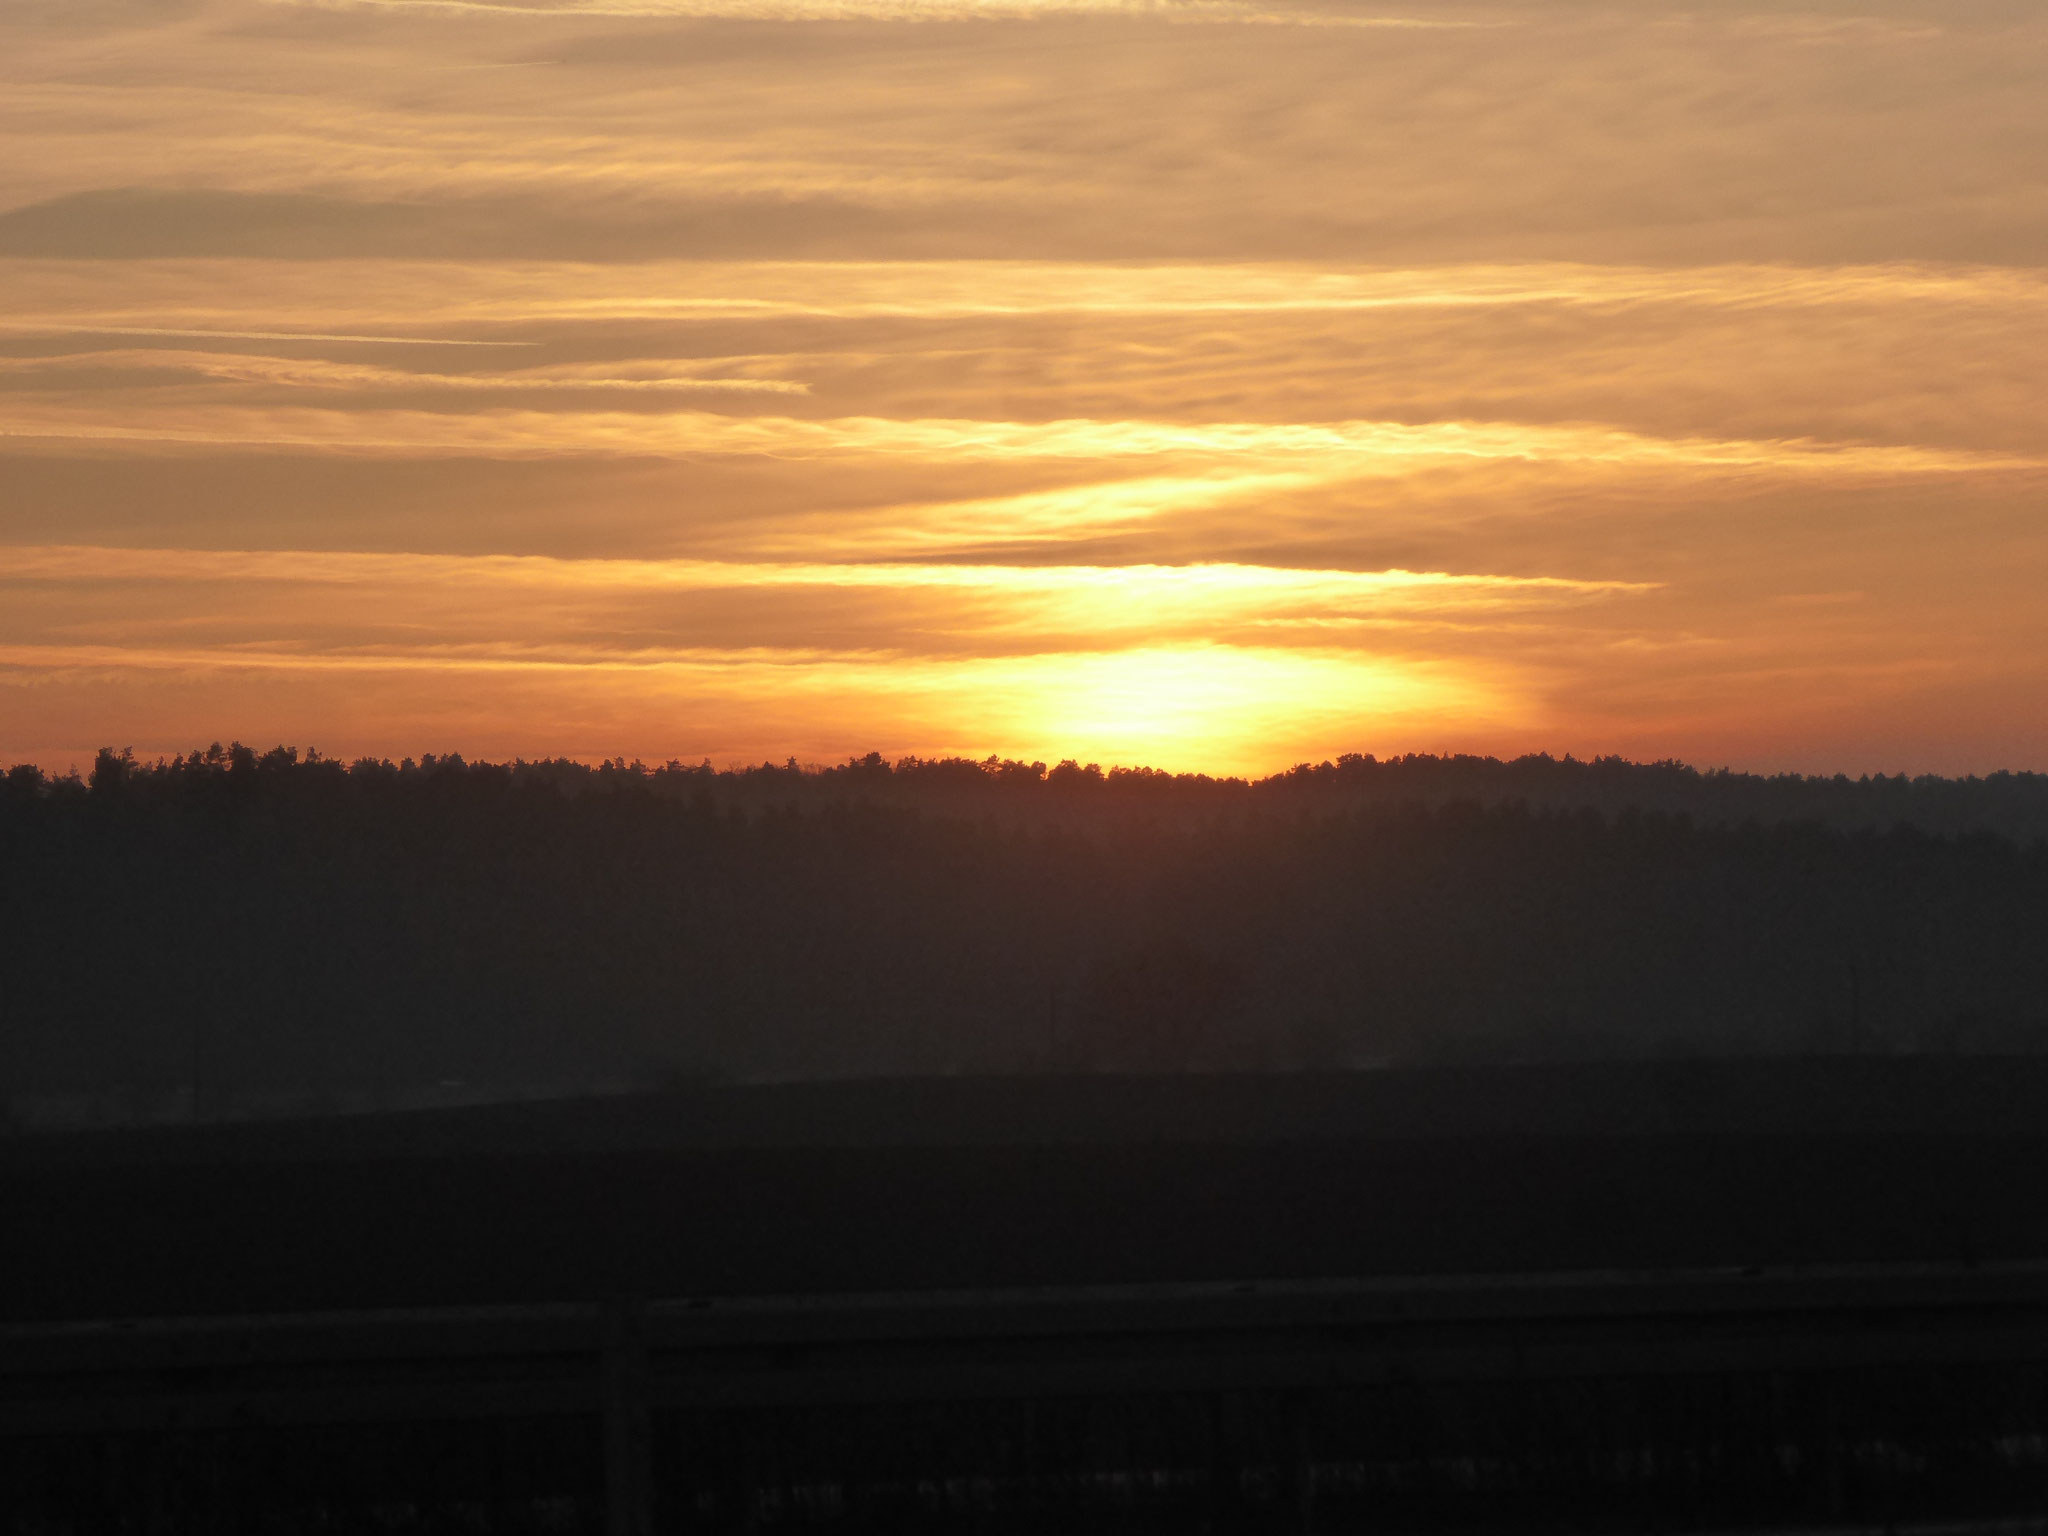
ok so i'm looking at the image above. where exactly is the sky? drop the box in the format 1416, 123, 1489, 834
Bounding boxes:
3, 0, 2046, 776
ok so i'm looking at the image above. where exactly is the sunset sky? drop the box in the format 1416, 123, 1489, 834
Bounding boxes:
4, 0, 2046, 775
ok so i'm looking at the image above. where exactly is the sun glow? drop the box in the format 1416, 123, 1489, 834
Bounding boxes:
914, 645, 1513, 773
0, 637, 1514, 779
7, 0, 2048, 772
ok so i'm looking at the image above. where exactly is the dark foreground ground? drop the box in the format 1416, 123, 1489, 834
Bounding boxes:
9, 1060, 2048, 1532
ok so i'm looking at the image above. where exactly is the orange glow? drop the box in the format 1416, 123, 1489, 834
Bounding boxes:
5, 0, 2048, 774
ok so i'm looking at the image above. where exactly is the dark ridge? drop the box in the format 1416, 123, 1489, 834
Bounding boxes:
15, 742, 2048, 841
5, 745, 2048, 1110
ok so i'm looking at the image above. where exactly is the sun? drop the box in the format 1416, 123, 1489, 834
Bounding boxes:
902, 644, 1517, 775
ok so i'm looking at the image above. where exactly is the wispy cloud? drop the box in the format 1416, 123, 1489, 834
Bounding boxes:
15, 261, 2047, 332
275, 0, 1489, 26
0, 325, 535, 349
0, 350, 809, 394
2, 541, 1651, 609
0, 541, 1599, 768
6, 405, 2036, 477
0, 542, 1651, 685
733, 473, 1317, 554
7, 0, 2048, 772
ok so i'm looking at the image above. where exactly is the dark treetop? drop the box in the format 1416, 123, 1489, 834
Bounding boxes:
3, 745, 2046, 1112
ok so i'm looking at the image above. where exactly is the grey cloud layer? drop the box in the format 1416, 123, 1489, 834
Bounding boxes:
8, 2, 2048, 264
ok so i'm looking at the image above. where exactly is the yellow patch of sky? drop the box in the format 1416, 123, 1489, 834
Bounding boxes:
0, 540, 1631, 770
0, 640, 1515, 777
0, 544, 1646, 659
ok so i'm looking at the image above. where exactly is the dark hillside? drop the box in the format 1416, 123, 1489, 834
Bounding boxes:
4, 748, 2048, 1112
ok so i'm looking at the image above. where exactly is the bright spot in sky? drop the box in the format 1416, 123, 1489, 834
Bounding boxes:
4, 0, 2047, 773
889, 646, 1512, 775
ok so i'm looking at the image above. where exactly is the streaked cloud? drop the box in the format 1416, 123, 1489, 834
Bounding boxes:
1, 541, 1645, 588
11, 326, 535, 348
6, 404, 2037, 478
280, 0, 1487, 23
0, 543, 1653, 656
4, 0, 2047, 773
13, 258, 2048, 329
0, 349, 808, 394
2, 541, 1582, 770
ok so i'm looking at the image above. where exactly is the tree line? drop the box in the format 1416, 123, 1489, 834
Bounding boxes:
4, 744, 2046, 1115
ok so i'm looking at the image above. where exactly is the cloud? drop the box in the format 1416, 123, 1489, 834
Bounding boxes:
11, 327, 533, 347
13, 254, 2047, 328
0, 188, 928, 261
0, 542, 1652, 641
0, 349, 808, 393
10, 257, 2047, 453
7, 0, 2048, 771
276, 0, 1490, 25
0, 541, 1627, 768
6, 402, 2037, 476
0, 543, 1654, 748
14, 2, 2048, 268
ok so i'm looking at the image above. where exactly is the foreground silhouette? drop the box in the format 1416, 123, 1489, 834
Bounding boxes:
10, 751, 2048, 1530
3, 744, 2046, 1120
11, 1065, 2048, 1531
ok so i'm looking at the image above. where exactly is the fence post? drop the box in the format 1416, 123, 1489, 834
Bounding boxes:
604, 1298, 654, 1536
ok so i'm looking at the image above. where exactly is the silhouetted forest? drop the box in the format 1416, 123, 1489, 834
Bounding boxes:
4, 745, 2048, 1118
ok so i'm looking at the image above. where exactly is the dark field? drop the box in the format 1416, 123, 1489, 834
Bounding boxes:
9, 743, 2048, 1532
11, 1061, 2048, 1320
12, 1063, 2048, 1531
